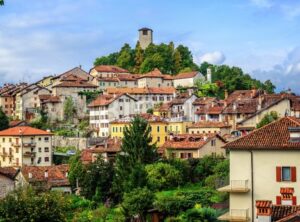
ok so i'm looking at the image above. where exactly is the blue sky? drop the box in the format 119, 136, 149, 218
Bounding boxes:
0, 0, 300, 92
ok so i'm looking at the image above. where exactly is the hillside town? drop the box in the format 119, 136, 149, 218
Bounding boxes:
1, 27, 300, 221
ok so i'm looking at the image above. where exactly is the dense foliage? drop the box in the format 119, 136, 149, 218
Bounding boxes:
0, 188, 70, 222
63, 97, 76, 123
256, 111, 279, 128
0, 107, 9, 131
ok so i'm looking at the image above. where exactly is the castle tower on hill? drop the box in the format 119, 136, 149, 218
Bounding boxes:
138, 27, 153, 49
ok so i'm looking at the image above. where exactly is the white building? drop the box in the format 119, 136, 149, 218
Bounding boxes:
218, 117, 300, 222
89, 93, 137, 137
173, 71, 204, 88
0, 126, 53, 167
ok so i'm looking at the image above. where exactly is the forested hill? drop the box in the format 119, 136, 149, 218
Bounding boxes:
94, 42, 276, 94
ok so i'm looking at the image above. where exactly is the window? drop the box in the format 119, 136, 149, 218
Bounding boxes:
157, 126, 160, 132
142, 30, 148, 35
187, 153, 193, 159
9, 138, 12, 142
2, 138, 5, 142
282, 167, 291, 181
211, 139, 216, 146
44, 137, 49, 142
45, 147, 49, 152
120, 106, 123, 111
45, 157, 49, 162
165, 126, 168, 132
157, 137, 160, 142
38, 147, 42, 152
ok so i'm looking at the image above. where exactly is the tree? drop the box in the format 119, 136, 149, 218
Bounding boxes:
122, 187, 155, 222
173, 49, 182, 74
94, 52, 119, 66
0, 0, 3, 5
113, 116, 158, 196
63, 97, 76, 123
0, 187, 70, 222
182, 207, 217, 222
194, 79, 219, 97
145, 162, 183, 190
68, 152, 85, 190
256, 111, 279, 128
134, 41, 144, 73
0, 107, 9, 131
264, 80, 276, 93
116, 44, 134, 71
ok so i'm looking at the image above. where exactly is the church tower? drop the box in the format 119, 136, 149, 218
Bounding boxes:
138, 27, 153, 49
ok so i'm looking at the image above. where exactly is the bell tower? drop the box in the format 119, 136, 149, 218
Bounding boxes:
138, 27, 153, 49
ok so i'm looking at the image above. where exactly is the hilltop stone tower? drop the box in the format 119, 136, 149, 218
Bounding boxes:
138, 27, 153, 49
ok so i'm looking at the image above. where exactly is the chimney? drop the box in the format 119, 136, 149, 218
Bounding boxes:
257, 95, 262, 111
224, 90, 228, 100
256, 200, 272, 222
28, 172, 32, 179
44, 170, 48, 179
207, 68, 212, 83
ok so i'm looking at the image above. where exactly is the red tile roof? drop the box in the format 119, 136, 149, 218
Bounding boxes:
137, 68, 173, 80
53, 80, 97, 88
93, 65, 128, 73
188, 121, 231, 129
0, 167, 19, 180
276, 210, 300, 222
110, 113, 167, 124
88, 94, 134, 107
223, 117, 300, 150
106, 87, 176, 95
22, 164, 69, 188
9, 120, 27, 127
272, 205, 300, 221
0, 126, 52, 136
174, 71, 199, 79
161, 133, 225, 150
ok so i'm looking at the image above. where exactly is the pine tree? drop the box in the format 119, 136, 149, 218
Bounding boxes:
0, 107, 9, 131
134, 41, 144, 73
113, 116, 158, 197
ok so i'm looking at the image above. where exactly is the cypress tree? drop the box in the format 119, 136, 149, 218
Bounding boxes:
0, 107, 9, 131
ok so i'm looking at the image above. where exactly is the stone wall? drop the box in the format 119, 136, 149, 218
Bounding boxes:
52, 136, 88, 150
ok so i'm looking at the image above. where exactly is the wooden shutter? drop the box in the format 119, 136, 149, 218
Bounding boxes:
291, 167, 297, 182
276, 167, 282, 182
293, 196, 297, 205
276, 196, 282, 205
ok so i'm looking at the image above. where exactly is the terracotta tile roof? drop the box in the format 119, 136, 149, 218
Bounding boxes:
188, 121, 231, 129
195, 105, 224, 114
193, 97, 217, 105
161, 133, 225, 150
137, 68, 173, 80
0, 126, 53, 136
223, 117, 300, 150
0, 167, 19, 180
276, 210, 300, 222
222, 98, 258, 114
52, 67, 91, 81
117, 73, 138, 81
61, 74, 85, 82
53, 80, 97, 88
256, 200, 272, 208
280, 187, 294, 194
272, 205, 300, 221
88, 94, 134, 107
93, 65, 129, 73
81, 138, 121, 164
171, 93, 192, 105
173, 71, 199, 79
22, 164, 70, 188
96, 77, 120, 82
41, 95, 61, 103
226, 90, 259, 104
154, 102, 172, 112
106, 87, 176, 95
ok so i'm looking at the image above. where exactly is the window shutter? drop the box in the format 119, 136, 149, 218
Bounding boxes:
291, 167, 297, 182
276, 196, 281, 205
276, 167, 282, 182
293, 196, 297, 205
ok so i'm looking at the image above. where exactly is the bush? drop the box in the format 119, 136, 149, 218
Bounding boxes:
145, 162, 183, 190
0, 187, 70, 222
182, 208, 217, 222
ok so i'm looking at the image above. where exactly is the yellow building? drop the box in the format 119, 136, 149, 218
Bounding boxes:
168, 121, 193, 134
110, 114, 169, 147
36, 76, 54, 88
153, 103, 172, 118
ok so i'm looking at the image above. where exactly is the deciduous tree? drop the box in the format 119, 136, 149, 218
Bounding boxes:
0, 107, 9, 131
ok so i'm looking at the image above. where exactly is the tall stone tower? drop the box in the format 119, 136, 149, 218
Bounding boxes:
138, 27, 153, 49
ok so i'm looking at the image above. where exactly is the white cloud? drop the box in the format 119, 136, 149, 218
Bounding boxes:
198, 51, 226, 65
252, 46, 300, 93
250, 0, 273, 8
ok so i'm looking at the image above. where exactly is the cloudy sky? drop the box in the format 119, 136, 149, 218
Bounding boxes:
0, 0, 300, 93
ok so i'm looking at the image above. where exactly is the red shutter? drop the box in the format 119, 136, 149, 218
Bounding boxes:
291, 167, 297, 182
276, 167, 282, 182
293, 196, 297, 205
276, 196, 282, 205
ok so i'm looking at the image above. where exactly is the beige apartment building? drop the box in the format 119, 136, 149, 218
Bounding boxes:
0, 126, 53, 167
218, 116, 300, 222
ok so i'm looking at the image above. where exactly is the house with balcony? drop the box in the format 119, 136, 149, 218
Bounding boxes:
0, 126, 53, 167
160, 133, 227, 159
88, 93, 137, 137
218, 116, 300, 222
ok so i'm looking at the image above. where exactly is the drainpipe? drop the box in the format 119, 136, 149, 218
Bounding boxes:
249, 150, 254, 222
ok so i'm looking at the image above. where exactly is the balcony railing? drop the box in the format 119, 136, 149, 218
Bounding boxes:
11, 143, 21, 147
0, 151, 8, 157
218, 209, 249, 221
23, 151, 36, 157
23, 142, 36, 147
217, 180, 250, 193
